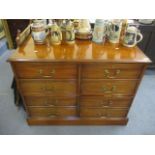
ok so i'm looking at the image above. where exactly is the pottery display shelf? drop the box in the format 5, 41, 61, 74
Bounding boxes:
8, 36, 151, 125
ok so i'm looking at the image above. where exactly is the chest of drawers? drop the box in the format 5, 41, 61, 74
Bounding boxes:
8, 37, 151, 125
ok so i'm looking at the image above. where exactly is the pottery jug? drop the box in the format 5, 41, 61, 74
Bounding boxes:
51, 22, 62, 45
122, 26, 143, 47
31, 19, 48, 44
108, 19, 122, 44
78, 19, 91, 34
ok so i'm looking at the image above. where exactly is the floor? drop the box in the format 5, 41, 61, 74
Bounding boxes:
0, 50, 155, 135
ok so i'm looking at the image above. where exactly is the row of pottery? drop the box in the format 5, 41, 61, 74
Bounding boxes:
92, 19, 143, 47
31, 19, 143, 47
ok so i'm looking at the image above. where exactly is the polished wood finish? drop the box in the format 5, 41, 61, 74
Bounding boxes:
81, 80, 138, 96
8, 36, 151, 125
80, 96, 132, 108
82, 64, 143, 79
27, 107, 77, 117
27, 117, 128, 125
12, 62, 77, 79
18, 79, 76, 96
24, 96, 76, 107
80, 108, 128, 118
9, 36, 151, 63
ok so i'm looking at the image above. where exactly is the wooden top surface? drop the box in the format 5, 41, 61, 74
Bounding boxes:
8, 36, 151, 63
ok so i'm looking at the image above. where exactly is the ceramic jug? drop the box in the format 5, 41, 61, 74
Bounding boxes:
65, 20, 75, 44
51, 22, 62, 45
78, 19, 91, 34
108, 19, 122, 43
92, 19, 107, 44
31, 19, 48, 44
122, 26, 143, 47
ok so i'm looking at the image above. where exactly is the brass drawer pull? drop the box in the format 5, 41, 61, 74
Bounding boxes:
104, 69, 120, 78
100, 101, 109, 107
38, 69, 55, 78
108, 100, 113, 106
48, 114, 57, 117
100, 100, 113, 107
45, 103, 55, 106
46, 100, 58, 106
42, 87, 55, 92
102, 85, 116, 93
98, 114, 108, 118
98, 112, 109, 118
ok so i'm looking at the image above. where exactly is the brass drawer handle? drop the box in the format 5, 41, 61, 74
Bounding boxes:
104, 69, 120, 78
48, 114, 57, 117
98, 114, 108, 118
100, 100, 113, 107
108, 100, 113, 106
102, 85, 116, 93
98, 112, 109, 118
45, 103, 55, 106
46, 100, 58, 106
38, 69, 55, 78
42, 87, 55, 92
100, 101, 109, 107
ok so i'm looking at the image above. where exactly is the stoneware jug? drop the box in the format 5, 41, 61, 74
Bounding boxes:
31, 19, 48, 44
78, 19, 91, 34
51, 22, 62, 45
92, 19, 107, 44
122, 26, 143, 47
108, 19, 122, 44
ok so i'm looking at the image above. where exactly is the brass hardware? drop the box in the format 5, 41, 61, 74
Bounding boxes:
99, 111, 109, 118
108, 100, 113, 106
104, 69, 120, 78
41, 87, 55, 92
46, 103, 55, 106
45, 99, 58, 107
38, 69, 55, 78
102, 85, 116, 93
103, 105, 109, 108
100, 101, 109, 107
98, 113, 102, 117
99, 114, 107, 118
48, 114, 57, 117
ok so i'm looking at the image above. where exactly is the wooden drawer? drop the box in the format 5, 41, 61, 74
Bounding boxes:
28, 107, 77, 117
19, 80, 76, 96
80, 96, 132, 108
80, 108, 128, 118
24, 96, 76, 107
13, 62, 77, 79
82, 64, 143, 79
81, 80, 138, 96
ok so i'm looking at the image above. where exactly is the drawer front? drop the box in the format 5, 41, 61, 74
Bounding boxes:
19, 80, 76, 96
80, 108, 128, 118
80, 96, 132, 108
28, 107, 77, 117
13, 62, 77, 79
82, 64, 142, 79
24, 96, 76, 107
81, 80, 138, 96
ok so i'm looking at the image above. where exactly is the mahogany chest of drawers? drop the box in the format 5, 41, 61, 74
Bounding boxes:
8, 37, 151, 125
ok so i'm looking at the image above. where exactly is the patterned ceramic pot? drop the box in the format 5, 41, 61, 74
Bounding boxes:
31, 20, 47, 44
